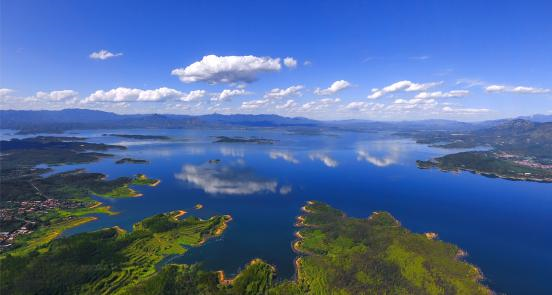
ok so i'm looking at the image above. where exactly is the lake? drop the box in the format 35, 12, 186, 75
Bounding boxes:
8, 128, 550, 295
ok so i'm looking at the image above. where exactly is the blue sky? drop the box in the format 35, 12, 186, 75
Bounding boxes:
1, 0, 551, 120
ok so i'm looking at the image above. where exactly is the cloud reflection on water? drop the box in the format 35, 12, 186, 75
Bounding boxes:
308, 152, 338, 167
269, 150, 299, 164
175, 163, 277, 195
356, 141, 403, 167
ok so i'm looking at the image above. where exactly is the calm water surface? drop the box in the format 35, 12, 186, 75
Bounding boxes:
5, 128, 550, 295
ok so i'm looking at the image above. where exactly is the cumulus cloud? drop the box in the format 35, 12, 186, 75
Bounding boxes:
414, 90, 469, 99
269, 150, 299, 164
241, 99, 270, 109
211, 89, 248, 102
171, 55, 282, 84
174, 164, 277, 195
35, 90, 79, 101
485, 84, 550, 94
84, 87, 184, 103
180, 90, 206, 102
89, 49, 123, 60
309, 152, 338, 168
276, 99, 298, 110
314, 80, 351, 96
368, 80, 441, 99
264, 85, 304, 100
283, 57, 298, 68
0, 88, 15, 99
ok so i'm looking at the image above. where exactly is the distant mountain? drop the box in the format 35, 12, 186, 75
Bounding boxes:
0, 109, 319, 134
1, 108, 550, 135
517, 114, 552, 123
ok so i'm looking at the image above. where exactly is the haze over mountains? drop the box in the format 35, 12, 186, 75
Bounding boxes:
1, 108, 551, 134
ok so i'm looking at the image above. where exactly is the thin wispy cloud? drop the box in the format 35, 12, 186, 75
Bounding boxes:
89, 49, 123, 60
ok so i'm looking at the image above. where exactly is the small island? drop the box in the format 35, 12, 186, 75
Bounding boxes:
104, 134, 171, 140
115, 157, 149, 164
132, 174, 161, 187
213, 136, 277, 144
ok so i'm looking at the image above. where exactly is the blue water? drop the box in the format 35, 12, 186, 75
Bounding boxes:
10, 128, 551, 295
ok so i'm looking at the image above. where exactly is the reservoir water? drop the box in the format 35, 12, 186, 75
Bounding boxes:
11, 128, 550, 295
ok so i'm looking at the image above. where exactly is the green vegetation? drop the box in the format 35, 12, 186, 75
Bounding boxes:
407, 119, 552, 163
0, 211, 231, 295
116, 158, 149, 164
132, 174, 161, 186
290, 201, 490, 295
1, 202, 491, 294
0, 136, 161, 255
417, 151, 552, 182
406, 119, 552, 182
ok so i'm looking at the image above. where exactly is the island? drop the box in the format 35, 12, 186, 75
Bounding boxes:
406, 119, 552, 182
115, 157, 149, 164
213, 136, 277, 144
104, 134, 171, 140
0, 136, 160, 253
0, 201, 491, 294
417, 151, 552, 182
0, 211, 231, 294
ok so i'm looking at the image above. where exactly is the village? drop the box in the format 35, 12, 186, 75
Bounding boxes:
0, 198, 82, 250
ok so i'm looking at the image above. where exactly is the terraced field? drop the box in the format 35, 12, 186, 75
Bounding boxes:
0, 211, 231, 294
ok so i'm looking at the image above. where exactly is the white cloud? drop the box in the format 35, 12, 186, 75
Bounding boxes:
174, 164, 277, 195
511, 86, 550, 94
485, 85, 507, 93
343, 101, 385, 112
309, 152, 338, 168
269, 151, 299, 164
368, 80, 441, 99
276, 99, 297, 110
180, 90, 206, 102
385, 98, 438, 113
241, 99, 270, 109
35, 90, 79, 101
89, 49, 123, 60
414, 90, 469, 99
301, 98, 341, 111
211, 89, 248, 102
264, 85, 303, 100
0, 88, 15, 99
171, 55, 282, 84
485, 84, 550, 94
442, 106, 490, 114
283, 57, 298, 68
303, 60, 312, 66
84, 87, 184, 103
314, 80, 351, 96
